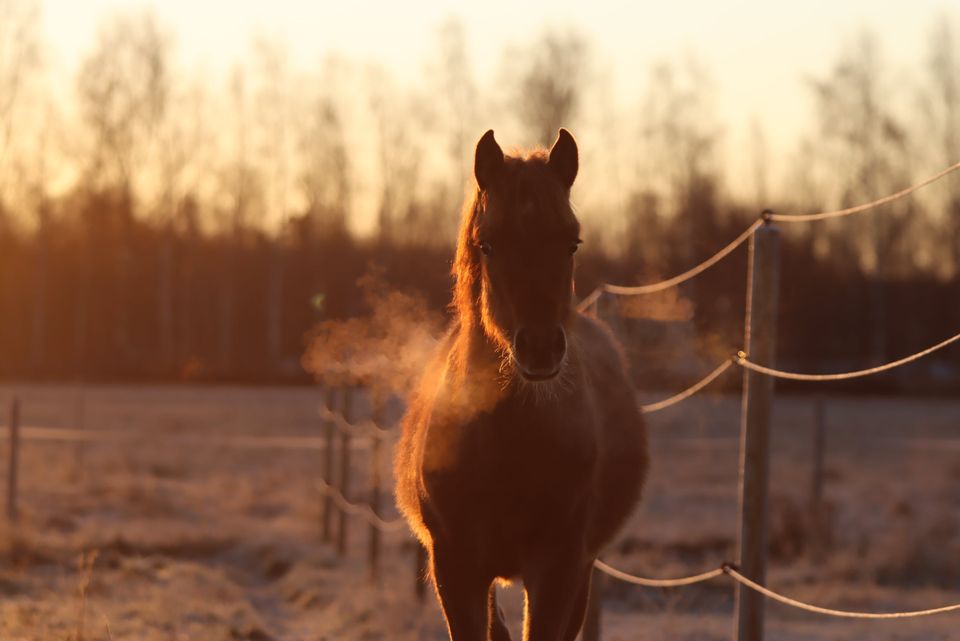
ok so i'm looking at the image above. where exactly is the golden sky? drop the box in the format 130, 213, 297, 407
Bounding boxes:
41, 0, 952, 147
32, 0, 958, 232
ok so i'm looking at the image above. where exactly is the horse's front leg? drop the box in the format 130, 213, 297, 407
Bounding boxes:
431, 541, 491, 641
521, 551, 593, 641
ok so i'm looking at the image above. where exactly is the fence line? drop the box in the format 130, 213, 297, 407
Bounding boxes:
0, 425, 375, 451
735, 327, 960, 381
594, 559, 960, 619
577, 286, 605, 313
576, 219, 763, 311
768, 160, 960, 223
316, 478, 407, 533
578, 159, 960, 309
640, 359, 734, 413
594, 559, 724, 587
318, 405, 392, 439
723, 565, 960, 619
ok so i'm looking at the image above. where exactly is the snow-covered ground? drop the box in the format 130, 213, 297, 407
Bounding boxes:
0, 383, 958, 640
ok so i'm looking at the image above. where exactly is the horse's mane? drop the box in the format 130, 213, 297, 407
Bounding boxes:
451, 188, 484, 328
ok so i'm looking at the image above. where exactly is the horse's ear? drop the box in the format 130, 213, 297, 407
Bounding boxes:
474, 130, 503, 190
548, 128, 578, 188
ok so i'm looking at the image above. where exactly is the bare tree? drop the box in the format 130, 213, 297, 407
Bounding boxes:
76, 11, 169, 196
921, 15, 960, 278
505, 28, 589, 147
429, 18, 479, 193
636, 58, 723, 266
809, 30, 915, 362
75, 10, 176, 372
212, 66, 264, 370
0, 0, 43, 366
0, 0, 39, 183
157, 79, 212, 366
300, 57, 351, 236
748, 117, 770, 208
251, 38, 295, 368
368, 66, 427, 244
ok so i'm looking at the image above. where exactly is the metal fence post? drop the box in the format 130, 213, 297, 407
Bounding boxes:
7, 397, 21, 522
369, 390, 384, 580
810, 398, 828, 557
811, 398, 825, 509
734, 218, 780, 641
321, 385, 337, 542
337, 385, 355, 557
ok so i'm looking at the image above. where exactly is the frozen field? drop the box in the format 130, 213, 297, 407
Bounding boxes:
0, 383, 959, 640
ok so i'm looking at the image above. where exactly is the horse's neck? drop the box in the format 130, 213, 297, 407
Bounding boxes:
451, 322, 504, 383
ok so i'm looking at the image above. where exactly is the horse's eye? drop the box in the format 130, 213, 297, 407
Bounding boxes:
569, 240, 582, 255
479, 241, 493, 256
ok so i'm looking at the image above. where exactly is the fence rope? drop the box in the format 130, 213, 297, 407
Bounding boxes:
577, 286, 605, 313
769, 161, 960, 223
640, 359, 733, 413
736, 328, 960, 381
578, 160, 960, 308
0, 425, 383, 451
596, 560, 960, 619
723, 564, 960, 619
605, 220, 764, 296
579, 220, 763, 306
594, 559, 725, 587
317, 479, 407, 533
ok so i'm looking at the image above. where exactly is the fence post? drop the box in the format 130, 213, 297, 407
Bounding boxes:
73, 383, 86, 476
337, 385, 355, 557
369, 390, 384, 580
811, 398, 825, 509
321, 385, 337, 543
734, 217, 780, 641
581, 565, 604, 641
7, 397, 21, 522
810, 398, 827, 556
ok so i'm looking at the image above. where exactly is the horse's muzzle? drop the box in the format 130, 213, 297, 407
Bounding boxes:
512, 326, 566, 381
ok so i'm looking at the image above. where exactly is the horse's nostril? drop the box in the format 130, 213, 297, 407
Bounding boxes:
513, 326, 565, 377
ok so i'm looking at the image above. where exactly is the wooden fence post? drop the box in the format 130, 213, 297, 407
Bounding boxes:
581, 565, 604, 641
337, 385, 355, 557
811, 398, 825, 509
73, 383, 86, 476
321, 385, 337, 543
734, 218, 780, 641
7, 397, 21, 522
368, 390, 384, 580
810, 398, 827, 556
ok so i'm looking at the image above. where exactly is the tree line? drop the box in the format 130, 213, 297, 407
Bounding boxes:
0, 2, 959, 388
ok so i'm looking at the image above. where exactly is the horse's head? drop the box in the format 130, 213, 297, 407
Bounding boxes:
457, 128, 581, 383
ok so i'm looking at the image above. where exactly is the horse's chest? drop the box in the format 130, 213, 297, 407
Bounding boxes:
477, 414, 594, 488
422, 405, 597, 541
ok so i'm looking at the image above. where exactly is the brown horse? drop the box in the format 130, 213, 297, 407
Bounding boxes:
394, 129, 648, 641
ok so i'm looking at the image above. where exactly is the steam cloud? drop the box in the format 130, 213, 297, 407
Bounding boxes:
301, 272, 445, 394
